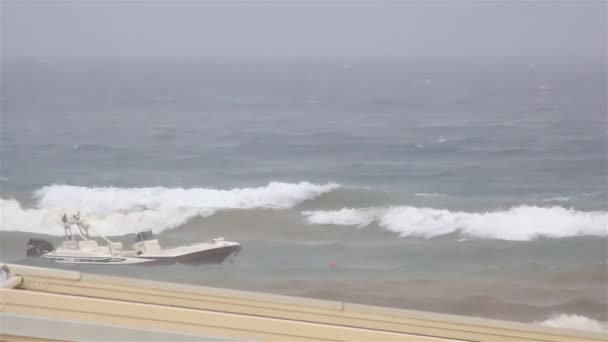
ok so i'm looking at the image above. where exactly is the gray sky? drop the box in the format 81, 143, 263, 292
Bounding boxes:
2, 1, 606, 61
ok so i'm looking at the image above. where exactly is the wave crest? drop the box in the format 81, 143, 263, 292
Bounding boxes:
2, 182, 339, 236
302, 206, 608, 240
537, 314, 607, 333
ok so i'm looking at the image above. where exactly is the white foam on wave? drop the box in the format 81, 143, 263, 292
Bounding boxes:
1, 182, 339, 236
415, 193, 444, 197
304, 208, 377, 227
537, 314, 607, 333
0, 266, 8, 286
540, 196, 571, 202
302, 206, 608, 241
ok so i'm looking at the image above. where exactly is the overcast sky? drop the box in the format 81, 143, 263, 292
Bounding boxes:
2, 1, 606, 61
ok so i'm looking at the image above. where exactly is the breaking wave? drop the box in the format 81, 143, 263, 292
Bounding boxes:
415, 193, 444, 197
0, 182, 339, 236
302, 206, 608, 241
537, 314, 607, 333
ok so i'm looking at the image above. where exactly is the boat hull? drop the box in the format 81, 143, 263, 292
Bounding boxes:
41, 255, 152, 265
138, 245, 241, 265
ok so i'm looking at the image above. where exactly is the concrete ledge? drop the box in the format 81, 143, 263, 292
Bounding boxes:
2, 264, 606, 342
7, 264, 81, 281
1, 313, 238, 342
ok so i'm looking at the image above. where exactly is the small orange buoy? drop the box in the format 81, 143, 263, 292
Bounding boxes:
328, 261, 336, 269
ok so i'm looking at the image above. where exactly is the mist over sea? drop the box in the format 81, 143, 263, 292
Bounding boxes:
1, 58, 606, 328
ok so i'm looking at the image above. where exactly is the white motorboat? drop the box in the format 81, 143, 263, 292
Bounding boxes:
26, 213, 241, 265
130, 230, 241, 265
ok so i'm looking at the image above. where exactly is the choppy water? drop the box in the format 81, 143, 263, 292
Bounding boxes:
1, 59, 606, 327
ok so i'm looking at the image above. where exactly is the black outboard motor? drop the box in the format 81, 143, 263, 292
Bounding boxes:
26, 239, 54, 257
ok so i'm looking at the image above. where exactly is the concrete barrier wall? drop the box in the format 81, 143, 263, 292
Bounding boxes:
1, 264, 605, 342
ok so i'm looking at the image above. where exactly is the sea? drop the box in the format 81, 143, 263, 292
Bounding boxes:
1, 58, 606, 331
